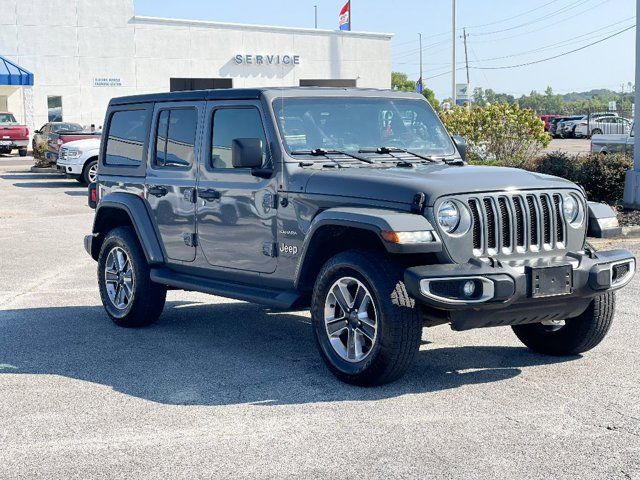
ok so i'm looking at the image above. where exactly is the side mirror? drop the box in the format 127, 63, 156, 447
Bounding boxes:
34, 130, 41, 134
232, 138, 264, 169
451, 135, 467, 162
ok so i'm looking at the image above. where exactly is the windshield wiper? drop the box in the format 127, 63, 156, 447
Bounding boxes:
291, 148, 373, 164
359, 146, 462, 165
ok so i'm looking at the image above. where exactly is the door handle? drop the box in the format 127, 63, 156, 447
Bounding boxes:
147, 185, 168, 198
198, 188, 221, 201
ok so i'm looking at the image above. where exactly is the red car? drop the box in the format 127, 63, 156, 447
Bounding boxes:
0, 112, 29, 156
539, 114, 560, 132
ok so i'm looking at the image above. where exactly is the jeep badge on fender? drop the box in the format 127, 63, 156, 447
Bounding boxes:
85, 87, 635, 386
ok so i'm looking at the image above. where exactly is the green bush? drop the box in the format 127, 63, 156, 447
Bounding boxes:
440, 103, 550, 167
526, 152, 632, 204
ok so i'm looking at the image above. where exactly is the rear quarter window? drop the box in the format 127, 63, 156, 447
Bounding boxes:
105, 110, 150, 166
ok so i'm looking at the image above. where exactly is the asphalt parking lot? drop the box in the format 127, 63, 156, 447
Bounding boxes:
1, 155, 639, 479
543, 138, 592, 155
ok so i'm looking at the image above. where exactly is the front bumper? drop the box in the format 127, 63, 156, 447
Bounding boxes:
56, 161, 83, 175
404, 249, 635, 331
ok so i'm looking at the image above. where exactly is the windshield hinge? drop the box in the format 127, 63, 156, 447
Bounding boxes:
411, 192, 426, 214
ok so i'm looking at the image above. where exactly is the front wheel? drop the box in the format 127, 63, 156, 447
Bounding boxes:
98, 226, 167, 327
512, 293, 615, 356
311, 249, 423, 386
82, 159, 98, 185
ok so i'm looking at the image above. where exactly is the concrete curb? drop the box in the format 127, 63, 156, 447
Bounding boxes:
620, 225, 640, 238
29, 166, 63, 174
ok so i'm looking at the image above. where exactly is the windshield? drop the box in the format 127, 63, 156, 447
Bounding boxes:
0, 113, 18, 125
273, 97, 456, 157
53, 123, 83, 133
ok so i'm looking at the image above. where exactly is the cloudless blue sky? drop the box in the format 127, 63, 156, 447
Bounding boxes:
134, 0, 636, 99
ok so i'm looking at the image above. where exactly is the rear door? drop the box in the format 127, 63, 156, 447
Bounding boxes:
196, 100, 278, 274
145, 101, 204, 263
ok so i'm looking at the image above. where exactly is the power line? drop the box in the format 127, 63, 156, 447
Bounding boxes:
470, 0, 590, 36
464, 0, 562, 29
471, 0, 615, 44
472, 25, 635, 70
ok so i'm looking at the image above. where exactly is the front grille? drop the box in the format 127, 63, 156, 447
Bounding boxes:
466, 192, 568, 256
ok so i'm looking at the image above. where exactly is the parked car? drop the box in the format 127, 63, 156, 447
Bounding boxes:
556, 116, 583, 138
32, 122, 84, 157
84, 87, 635, 386
559, 113, 618, 138
549, 117, 569, 138
0, 112, 29, 156
591, 124, 634, 155
539, 114, 559, 132
46, 128, 101, 164
56, 137, 101, 185
575, 116, 631, 138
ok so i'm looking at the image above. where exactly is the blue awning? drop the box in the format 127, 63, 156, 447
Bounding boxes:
0, 56, 34, 86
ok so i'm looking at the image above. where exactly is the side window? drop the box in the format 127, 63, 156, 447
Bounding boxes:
211, 107, 267, 169
154, 108, 197, 168
105, 110, 149, 166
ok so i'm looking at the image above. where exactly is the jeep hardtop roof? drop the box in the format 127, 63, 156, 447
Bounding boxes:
109, 87, 423, 106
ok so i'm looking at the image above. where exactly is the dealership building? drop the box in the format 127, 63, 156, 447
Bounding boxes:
0, 0, 392, 137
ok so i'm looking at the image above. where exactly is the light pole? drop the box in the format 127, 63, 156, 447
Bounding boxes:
314, 5, 318, 29
623, 0, 640, 207
452, 0, 457, 105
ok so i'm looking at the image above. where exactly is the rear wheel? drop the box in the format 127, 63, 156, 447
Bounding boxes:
311, 249, 423, 386
512, 293, 615, 355
18, 148, 27, 157
98, 227, 166, 327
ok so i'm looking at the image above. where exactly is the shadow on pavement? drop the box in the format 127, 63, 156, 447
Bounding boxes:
0, 301, 576, 406
11, 181, 81, 189
0, 174, 64, 180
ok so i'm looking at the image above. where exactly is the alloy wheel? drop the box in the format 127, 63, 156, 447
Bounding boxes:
87, 163, 98, 183
324, 276, 378, 363
105, 247, 134, 310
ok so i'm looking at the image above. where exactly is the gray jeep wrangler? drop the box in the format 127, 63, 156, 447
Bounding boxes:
85, 88, 635, 385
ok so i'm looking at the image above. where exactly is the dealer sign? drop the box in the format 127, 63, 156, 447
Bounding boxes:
234, 54, 300, 66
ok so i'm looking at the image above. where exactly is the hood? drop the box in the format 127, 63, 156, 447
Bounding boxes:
303, 164, 579, 206
62, 138, 101, 150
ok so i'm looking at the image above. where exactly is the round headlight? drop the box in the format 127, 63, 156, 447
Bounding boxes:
437, 201, 461, 233
563, 195, 579, 223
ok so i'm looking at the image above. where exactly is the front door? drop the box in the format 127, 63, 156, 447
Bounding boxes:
196, 101, 278, 274
145, 101, 204, 263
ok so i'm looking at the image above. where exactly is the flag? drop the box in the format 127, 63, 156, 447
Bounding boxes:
339, 1, 351, 31
415, 76, 423, 94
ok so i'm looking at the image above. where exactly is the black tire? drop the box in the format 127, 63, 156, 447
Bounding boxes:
19, 148, 27, 157
82, 159, 98, 185
512, 293, 615, 356
98, 226, 166, 328
311, 249, 423, 386
591, 128, 603, 136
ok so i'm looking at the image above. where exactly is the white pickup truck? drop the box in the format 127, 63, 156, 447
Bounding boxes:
56, 137, 101, 185
591, 124, 635, 156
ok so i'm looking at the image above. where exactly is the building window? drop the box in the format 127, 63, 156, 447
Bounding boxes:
47, 96, 63, 122
105, 109, 149, 166
170, 78, 233, 92
211, 108, 267, 169
154, 108, 197, 168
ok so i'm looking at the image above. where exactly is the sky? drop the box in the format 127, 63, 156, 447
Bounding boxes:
133, 0, 636, 100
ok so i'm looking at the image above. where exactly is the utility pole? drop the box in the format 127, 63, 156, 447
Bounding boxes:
463, 28, 470, 85
622, 0, 640, 207
452, 0, 457, 105
314, 5, 318, 29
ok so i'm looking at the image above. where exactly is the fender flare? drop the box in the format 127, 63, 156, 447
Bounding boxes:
91, 192, 164, 265
294, 207, 441, 287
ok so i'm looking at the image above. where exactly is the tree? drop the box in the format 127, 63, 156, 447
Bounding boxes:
391, 72, 440, 109
440, 103, 550, 167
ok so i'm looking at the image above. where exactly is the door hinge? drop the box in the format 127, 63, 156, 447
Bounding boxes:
262, 193, 278, 211
262, 242, 277, 257
183, 188, 197, 203
183, 232, 198, 247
